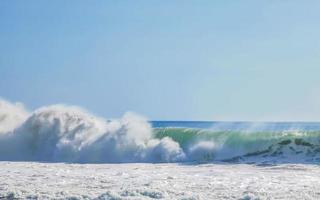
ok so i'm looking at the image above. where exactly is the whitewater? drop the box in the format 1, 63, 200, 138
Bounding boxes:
0, 98, 320, 199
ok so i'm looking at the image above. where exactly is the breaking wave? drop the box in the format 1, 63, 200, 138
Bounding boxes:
154, 128, 320, 163
0, 99, 185, 163
1, 98, 320, 163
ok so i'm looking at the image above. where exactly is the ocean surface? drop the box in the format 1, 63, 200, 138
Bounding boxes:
1, 99, 320, 199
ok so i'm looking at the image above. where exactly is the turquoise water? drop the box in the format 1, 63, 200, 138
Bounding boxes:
151, 121, 320, 163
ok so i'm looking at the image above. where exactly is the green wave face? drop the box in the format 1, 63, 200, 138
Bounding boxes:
153, 128, 320, 162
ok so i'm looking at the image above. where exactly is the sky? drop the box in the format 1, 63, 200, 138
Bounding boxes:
1, 0, 320, 121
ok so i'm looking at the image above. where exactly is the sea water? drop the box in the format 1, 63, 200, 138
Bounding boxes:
0, 99, 320, 199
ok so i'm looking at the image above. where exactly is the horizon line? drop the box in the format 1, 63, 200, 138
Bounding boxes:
149, 120, 320, 123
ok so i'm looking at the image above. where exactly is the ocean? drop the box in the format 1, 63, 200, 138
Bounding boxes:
0, 99, 320, 199
151, 121, 320, 163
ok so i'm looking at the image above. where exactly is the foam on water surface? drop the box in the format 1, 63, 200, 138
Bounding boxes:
0, 162, 319, 199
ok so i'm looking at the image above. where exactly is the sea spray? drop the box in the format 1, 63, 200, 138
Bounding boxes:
0, 99, 29, 134
0, 99, 184, 163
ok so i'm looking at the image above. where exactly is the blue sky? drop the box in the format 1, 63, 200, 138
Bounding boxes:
1, 1, 320, 121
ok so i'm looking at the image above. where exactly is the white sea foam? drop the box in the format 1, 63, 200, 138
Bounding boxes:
0, 162, 319, 199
